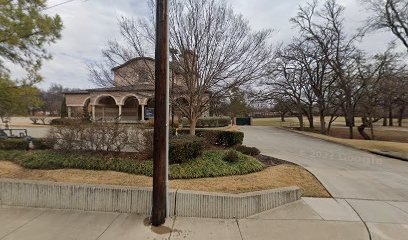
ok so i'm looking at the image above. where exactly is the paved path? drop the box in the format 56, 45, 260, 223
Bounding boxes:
0, 202, 374, 240
242, 126, 408, 239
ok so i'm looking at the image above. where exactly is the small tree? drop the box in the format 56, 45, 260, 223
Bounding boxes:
227, 88, 250, 118
0, 0, 63, 82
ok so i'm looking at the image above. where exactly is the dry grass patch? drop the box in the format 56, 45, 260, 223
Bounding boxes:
298, 131, 408, 154
0, 161, 329, 198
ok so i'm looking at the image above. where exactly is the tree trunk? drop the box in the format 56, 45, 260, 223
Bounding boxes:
358, 124, 371, 140
383, 107, 388, 126
389, 106, 394, 126
297, 114, 304, 131
347, 113, 354, 139
307, 114, 314, 129
369, 116, 375, 140
189, 117, 197, 136
398, 105, 405, 127
319, 112, 326, 135
280, 112, 286, 122
382, 117, 387, 126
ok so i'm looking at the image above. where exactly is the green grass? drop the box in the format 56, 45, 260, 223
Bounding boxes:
0, 150, 265, 179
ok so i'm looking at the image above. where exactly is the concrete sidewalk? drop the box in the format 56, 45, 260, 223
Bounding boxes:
4, 197, 407, 240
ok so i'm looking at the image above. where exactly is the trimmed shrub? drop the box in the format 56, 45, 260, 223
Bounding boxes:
175, 129, 244, 147
169, 135, 204, 164
31, 138, 52, 150
234, 145, 260, 156
0, 149, 265, 179
218, 131, 244, 147
223, 150, 240, 163
0, 139, 29, 150
180, 117, 231, 128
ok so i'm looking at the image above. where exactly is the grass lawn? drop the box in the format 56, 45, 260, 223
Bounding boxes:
0, 161, 330, 197
297, 131, 408, 155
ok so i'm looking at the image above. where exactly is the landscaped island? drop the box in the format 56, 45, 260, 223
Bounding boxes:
0, 123, 330, 197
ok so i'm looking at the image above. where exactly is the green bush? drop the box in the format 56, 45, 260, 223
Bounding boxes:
31, 138, 52, 150
169, 136, 204, 164
0, 149, 265, 179
223, 150, 240, 163
175, 129, 244, 147
180, 117, 231, 128
0, 139, 29, 150
170, 150, 265, 179
234, 145, 260, 156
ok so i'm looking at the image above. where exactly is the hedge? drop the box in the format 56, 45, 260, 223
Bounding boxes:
180, 117, 231, 128
0, 149, 265, 179
50, 118, 91, 126
169, 135, 204, 164
175, 129, 244, 147
234, 145, 261, 156
31, 138, 52, 150
0, 139, 29, 150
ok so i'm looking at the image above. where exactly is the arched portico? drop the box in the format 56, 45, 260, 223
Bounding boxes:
121, 96, 139, 122
93, 95, 119, 122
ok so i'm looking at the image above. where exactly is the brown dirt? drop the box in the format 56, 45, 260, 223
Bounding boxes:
0, 161, 330, 198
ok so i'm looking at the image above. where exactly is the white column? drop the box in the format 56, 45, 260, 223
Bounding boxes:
118, 105, 122, 121
67, 106, 72, 118
141, 104, 145, 122
92, 105, 96, 121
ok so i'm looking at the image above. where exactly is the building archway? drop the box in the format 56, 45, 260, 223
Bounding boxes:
82, 98, 91, 120
94, 96, 118, 122
122, 96, 140, 122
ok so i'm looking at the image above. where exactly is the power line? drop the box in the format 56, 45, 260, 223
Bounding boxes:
43, 0, 88, 11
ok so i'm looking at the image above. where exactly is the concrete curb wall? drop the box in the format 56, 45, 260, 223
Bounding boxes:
0, 179, 301, 219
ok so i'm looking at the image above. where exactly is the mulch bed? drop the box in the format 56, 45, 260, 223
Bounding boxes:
255, 154, 295, 167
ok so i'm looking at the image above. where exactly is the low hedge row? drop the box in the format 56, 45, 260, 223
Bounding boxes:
0, 139, 29, 150
50, 118, 91, 126
180, 117, 231, 128
175, 129, 244, 147
0, 149, 265, 179
0, 138, 53, 151
234, 145, 261, 156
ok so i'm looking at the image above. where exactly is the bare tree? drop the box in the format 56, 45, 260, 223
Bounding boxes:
362, 0, 408, 50
292, 0, 365, 139
89, 0, 273, 135
262, 45, 312, 131
355, 47, 406, 139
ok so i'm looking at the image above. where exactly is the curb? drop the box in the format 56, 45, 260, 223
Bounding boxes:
368, 150, 408, 162
281, 127, 408, 162
0, 178, 301, 219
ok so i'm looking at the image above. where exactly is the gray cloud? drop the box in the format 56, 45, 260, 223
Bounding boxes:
7, 0, 404, 90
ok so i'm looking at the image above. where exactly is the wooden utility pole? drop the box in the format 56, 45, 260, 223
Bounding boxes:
151, 0, 169, 226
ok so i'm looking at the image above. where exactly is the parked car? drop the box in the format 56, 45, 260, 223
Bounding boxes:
0, 128, 32, 140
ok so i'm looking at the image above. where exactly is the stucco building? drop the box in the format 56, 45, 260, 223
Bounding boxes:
64, 57, 209, 123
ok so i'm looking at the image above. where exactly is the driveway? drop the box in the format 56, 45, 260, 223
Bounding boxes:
242, 126, 408, 201
242, 126, 408, 239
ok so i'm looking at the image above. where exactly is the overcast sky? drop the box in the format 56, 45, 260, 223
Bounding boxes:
11, 0, 403, 90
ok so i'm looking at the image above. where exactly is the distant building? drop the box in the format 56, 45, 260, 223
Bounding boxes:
64, 56, 209, 123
